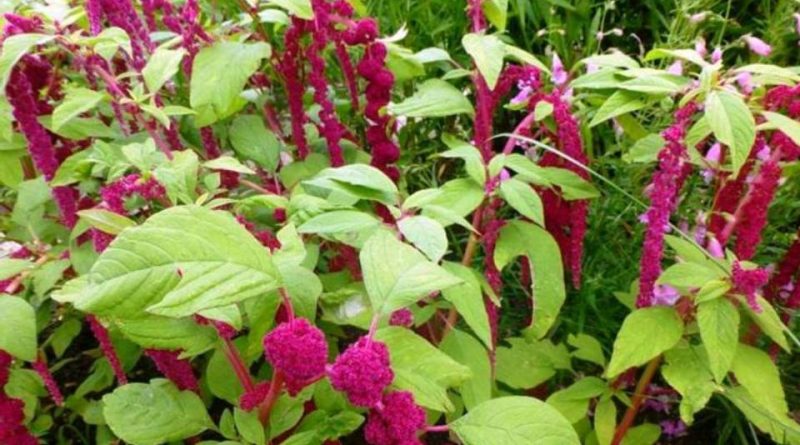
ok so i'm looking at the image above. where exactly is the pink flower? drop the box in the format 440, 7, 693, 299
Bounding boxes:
743, 34, 772, 57
689, 12, 710, 24
794, 13, 800, 36
145, 349, 199, 392
736, 71, 754, 94
666, 60, 683, 76
766, 234, 800, 300
711, 47, 723, 63
389, 309, 414, 327
329, 337, 394, 408
732, 261, 769, 312
364, 391, 426, 445
707, 237, 724, 258
263, 318, 328, 395
551, 53, 568, 86
695, 37, 707, 57
653, 284, 680, 306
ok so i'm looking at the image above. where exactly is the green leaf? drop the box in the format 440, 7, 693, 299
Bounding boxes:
440, 329, 491, 410
621, 424, 661, 445
623, 134, 665, 163
77, 209, 137, 235
546, 377, 607, 424
204, 156, 256, 174
705, 90, 756, 176
269, 0, 314, 19
0, 34, 55, 91
496, 338, 557, 389
441, 262, 492, 348
388, 79, 474, 118
743, 296, 789, 351
534, 101, 554, 121
297, 210, 380, 236
494, 221, 565, 338
462, 33, 505, 90
762, 111, 800, 147
360, 231, 461, 314
154, 150, 200, 204
440, 134, 486, 185
114, 316, 217, 356
0, 258, 33, 280
618, 74, 689, 95
539, 168, 600, 200
52, 87, 104, 132
723, 386, 800, 443
731, 344, 787, 415
397, 215, 447, 263
697, 298, 739, 382
229, 114, 281, 172
499, 178, 544, 225
589, 90, 647, 127
657, 261, 724, 291
235, 407, 266, 444
502, 45, 549, 73
0, 296, 37, 361
644, 48, 708, 67
661, 344, 715, 424
103, 379, 212, 445
375, 326, 471, 390
392, 368, 454, 412
567, 333, 606, 367
142, 47, 185, 93
481, 0, 508, 30
305, 164, 399, 205
450, 396, 580, 445
595, 396, 617, 445
74, 205, 280, 319
190, 42, 271, 126
606, 307, 684, 378
571, 69, 622, 90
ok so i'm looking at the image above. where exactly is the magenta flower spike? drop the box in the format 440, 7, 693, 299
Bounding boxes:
329, 336, 394, 408
263, 318, 328, 395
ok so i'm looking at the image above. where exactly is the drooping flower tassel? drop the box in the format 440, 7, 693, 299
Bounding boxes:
279, 18, 310, 159
637, 103, 697, 307
766, 233, 800, 301
733, 158, 782, 260
145, 349, 200, 393
86, 315, 128, 385
31, 358, 63, 406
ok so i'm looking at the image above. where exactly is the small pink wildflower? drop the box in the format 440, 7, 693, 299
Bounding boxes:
743, 34, 772, 57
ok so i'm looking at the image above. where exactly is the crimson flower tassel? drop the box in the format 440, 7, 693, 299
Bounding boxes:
358, 40, 400, 180
145, 349, 200, 392
637, 103, 697, 307
262, 318, 328, 395
708, 138, 763, 238
6, 64, 77, 228
732, 261, 769, 312
766, 233, 800, 301
0, 351, 37, 445
328, 336, 394, 408
733, 159, 782, 260
364, 391, 426, 445
86, 315, 128, 385
31, 359, 63, 406
280, 19, 310, 159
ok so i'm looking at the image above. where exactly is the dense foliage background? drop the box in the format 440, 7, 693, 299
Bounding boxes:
1, 0, 800, 444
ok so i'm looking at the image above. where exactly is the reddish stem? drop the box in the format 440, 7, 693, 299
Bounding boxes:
221, 337, 255, 393
258, 371, 285, 424
611, 356, 662, 445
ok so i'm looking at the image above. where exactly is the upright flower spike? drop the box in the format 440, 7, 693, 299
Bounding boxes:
637, 103, 697, 307
766, 234, 800, 301
263, 318, 328, 395
364, 391, 426, 445
732, 261, 769, 312
145, 349, 200, 392
733, 159, 782, 260
86, 315, 127, 385
280, 18, 310, 159
328, 336, 394, 408
31, 359, 63, 406
6, 63, 78, 228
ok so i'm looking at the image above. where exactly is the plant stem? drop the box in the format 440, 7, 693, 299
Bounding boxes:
611, 356, 662, 445
425, 425, 450, 433
258, 371, 284, 424
221, 337, 255, 393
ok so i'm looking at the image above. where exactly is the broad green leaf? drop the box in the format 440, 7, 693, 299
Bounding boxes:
657, 261, 724, 291
397, 215, 447, 262
495, 221, 565, 338
496, 338, 557, 389
142, 47, 185, 93
0, 259, 33, 280
705, 90, 756, 176
618, 74, 689, 95
686, 116, 711, 149
203, 156, 256, 174
621, 424, 661, 445
375, 326, 471, 389
743, 296, 789, 351
580, 53, 640, 69
0, 34, 55, 90
697, 298, 739, 382
420, 178, 484, 228
571, 69, 622, 90
502, 45, 549, 73
567, 333, 606, 366
77, 209, 137, 235
114, 316, 217, 356
595, 396, 617, 445
546, 377, 606, 424
539, 168, 600, 200
235, 407, 266, 444
103, 379, 213, 445
500, 178, 544, 225
440, 134, 486, 185
644, 48, 708, 67
731, 344, 787, 415
0, 151, 24, 188
275, 263, 321, 321
229, 114, 281, 172
481, 0, 508, 30
504, 154, 550, 186
589, 90, 647, 127
0, 296, 37, 361
661, 344, 715, 424
623, 134, 664, 164
451, 396, 580, 445
388, 79, 474, 118
723, 386, 800, 444
393, 368, 454, 412
74, 205, 280, 318
441, 262, 492, 348
305, 164, 399, 205
462, 33, 505, 90
762, 111, 800, 147
269, 0, 313, 19
534, 101, 554, 121
297, 210, 380, 236
154, 150, 200, 204
190, 42, 271, 126
360, 231, 461, 314
52, 87, 104, 132
606, 307, 684, 378
440, 329, 491, 410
